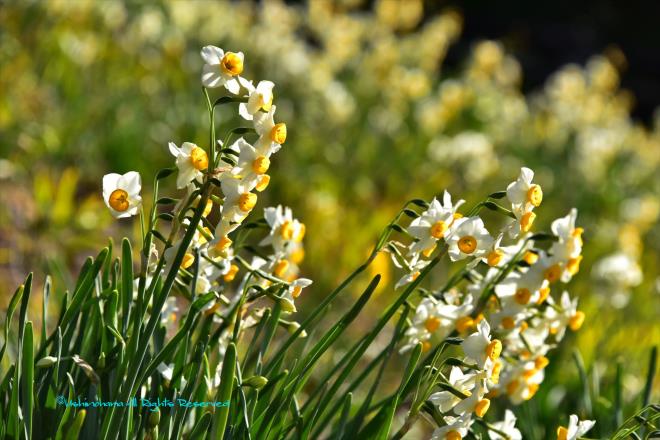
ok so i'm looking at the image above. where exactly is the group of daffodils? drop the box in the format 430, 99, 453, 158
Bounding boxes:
395, 168, 593, 439
102, 46, 310, 355
100, 44, 594, 439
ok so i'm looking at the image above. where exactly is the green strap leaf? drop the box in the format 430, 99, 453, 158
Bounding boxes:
211, 342, 237, 440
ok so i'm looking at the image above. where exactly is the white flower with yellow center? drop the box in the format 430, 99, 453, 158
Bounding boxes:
408, 191, 464, 255
254, 105, 287, 152
280, 278, 313, 313
169, 142, 209, 189
446, 217, 494, 261
160, 296, 179, 326
239, 79, 275, 120
489, 410, 522, 440
453, 375, 490, 417
430, 413, 473, 440
429, 367, 477, 413
547, 291, 584, 339
394, 254, 430, 290
507, 167, 543, 211
260, 205, 306, 257
506, 167, 542, 237
556, 415, 595, 440
201, 46, 244, 94
220, 177, 258, 223
495, 264, 549, 311
550, 209, 583, 263
400, 297, 455, 353
102, 171, 142, 218
229, 137, 277, 188
462, 320, 502, 369
469, 233, 509, 269
500, 357, 547, 404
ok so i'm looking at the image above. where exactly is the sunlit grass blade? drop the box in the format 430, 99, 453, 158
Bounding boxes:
21, 321, 34, 439
0, 284, 24, 366
573, 348, 592, 416
642, 345, 657, 408
211, 342, 236, 440
120, 238, 133, 335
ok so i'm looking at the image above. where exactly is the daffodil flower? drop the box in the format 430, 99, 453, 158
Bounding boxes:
169, 142, 209, 189
507, 167, 543, 211
446, 216, 494, 261
430, 413, 473, 440
453, 375, 490, 417
408, 191, 464, 255
254, 105, 286, 152
506, 167, 542, 237
461, 320, 502, 369
280, 278, 313, 313
220, 177, 258, 223
102, 171, 142, 218
394, 254, 430, 289
429, 367, 477, 413
556, 414, 595, 440
260, 205, 306, 257
550, 209, 583, 269
239, 79, 275, 120
229, 137, 276, 188
201, 45, 244, 93
489, 410, 522, 440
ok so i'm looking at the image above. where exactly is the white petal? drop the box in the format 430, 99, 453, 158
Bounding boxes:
168, 142, 181, 157
102, 173, 121, 198
224, 77, 240, 94
202, 64, 224, 88
201, 45, 224, 66
238, 103, 253, 120
520, 167, 534, 183
120, 171, 142, 195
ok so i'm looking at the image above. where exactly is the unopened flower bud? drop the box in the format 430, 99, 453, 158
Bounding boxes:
36, 356, 57, 368
243, 375, 269, 390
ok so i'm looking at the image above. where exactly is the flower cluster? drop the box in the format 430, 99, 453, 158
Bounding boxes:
102, 45, 311, 376
392, 167, 590, 438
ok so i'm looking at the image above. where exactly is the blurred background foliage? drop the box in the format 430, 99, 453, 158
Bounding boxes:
0, 0, 658, 436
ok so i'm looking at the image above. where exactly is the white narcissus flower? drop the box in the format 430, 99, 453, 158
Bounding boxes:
394, 254, 430, 289
160, 297, 179, 326
400, 297, 456, 353
169, 142, 209, 189
498, 358, 547, 404
431, 413, 473, 440
408, 191, 464, 255
280, 278, 313, 313
495, 264, 549, 312
220, 177, 258, 223
201, 45, 244, 93
506, 167, 542, 237
230, 138, 278, 188
453, 374, 490, 417
429, 367, 477, 413
260, 205, 306, 257
548, 291, 585, 338
239, 79, 275, 120
254, 105, 286, 152
507, 167, 543, 211
556, 414, 595, 440
550, 210, 584, 277
102, 171, 142, 218
489, 409, 522, 440
446, 216, 494, 261
469, 233, 506, 269
462, 320, 502, 369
